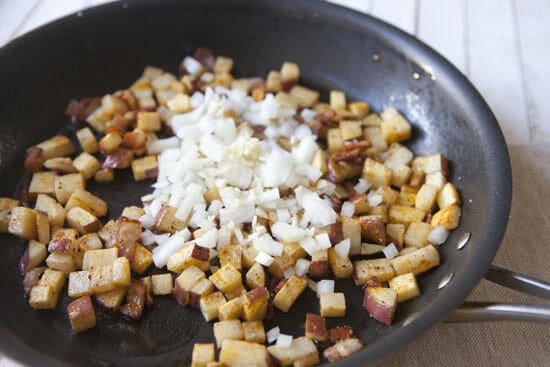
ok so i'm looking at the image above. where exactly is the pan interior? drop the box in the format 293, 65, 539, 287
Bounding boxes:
0, 1, 511, 366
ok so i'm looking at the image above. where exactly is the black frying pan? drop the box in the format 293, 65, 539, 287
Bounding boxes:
0, 0, 524, 366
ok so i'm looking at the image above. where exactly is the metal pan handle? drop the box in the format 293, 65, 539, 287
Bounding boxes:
446, 264, 550, 323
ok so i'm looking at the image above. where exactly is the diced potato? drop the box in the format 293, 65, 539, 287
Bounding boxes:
389, 205, 425, 225
342, 216, 361, 256
189, 278, 214, 308
120, 279, 147, 320
415, 184, 438, 213
397, 192, 416, 207
425, 171, 447, 189
28, 171, 57, 199
268, 337, 318, 367
173, 265, 206, 306
119, 206, 144, 221
271, 276, 306, 313
99, 132, 122, 153
266, 70, 282, 92
329, 90, 346, 111
43, 157, 75, 174
86, 107, 110, 132
348, 102, 370, 119
430, 204, 461, 230
289, 85, 319, 107
364, 126, 387, 149
73, 153, 101, 180
76, 127, 99, 154
65, 189, 108, 217
23, 267, 46, 295
353, 259, 395, 285
386, 223, 406, 247
54, 174, 85, 205
95, 288, 126, 314
0, 197, 20, 211
131, 155, 158, 181
0, 211, 11, 233
89, 264, 115, 293
409, 170, 425, 188
199, 292, 227, 322
66, 207, 101, 234
388, 272, 420, 302
275, 91, 300, 108
36, 135, 75, 160
82, 248, 118, 270
363, 286, 397, 325
35, 210, 50, 244
192, 343, 215, 367
252, 86, 265, 101
305, 313, 327, 341
68, 271, 92, 298
359, 215, 386, 245
280, 62, 300, 84
404, 222, 432, 248
220, 340, 269, 367
243, 287, 270, 321
327, 248, 353, 279
112, 257, 132, 287
412, 154, 448, 175
241, 246, 259, 269
101, 94, 128, 115
309, 249, 328, 279
218, 244, 242, 270
339, 120, 362, 141
218, 296, 243, 321
437, 182, 460, 209
167, 244, 210, 273
213, 320, 244, 347
29, 285, 58, 309
360, 243, 385, 255
39, 268, 66, 293
35, 194, 65, 227
151, 273, 173, 295
391, 165, 412, 187
268, 252, 296, 279
231, 79, 250, 93
242, 321, 265, 344
154, 205, 187, 233
245, 262, 266, 289
8, 207, 37, 240
368, 205, 389, 223
209, 264, 242, 294
20, 240, 47, 274
363, 158, 392, 188
78, 233, 103, 252
67, 295, 97, 333
390, 245, 440, 275
326, 128, 343, 153
130, 244, 153, 274
380, 107, 412, 143
137, 111, 161, 132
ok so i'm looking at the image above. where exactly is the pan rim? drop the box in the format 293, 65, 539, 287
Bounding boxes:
0, 0, 512, 366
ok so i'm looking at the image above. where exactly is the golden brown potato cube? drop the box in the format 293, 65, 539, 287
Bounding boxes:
218, 296, 243, 321
0, 197, 19, 211
166, 93, 192, 113
82, 248, 118, 270
284, 241, 307, 261
94, 168, 114, 183
214, 56, 233, 74
189, 278, 214, 308
199, 292, 227, 322
218, 244, 242, 270
243, 287, 269, 321
220, 340, 269, 367
43, 157, 76, 174
86, 107, 110, 132
36, 135, 75, 160
388, 273, 420, 302
268, 252, 296, 279
364, 126, 388, 149
66, 207, 101, 234
68, 271, 92, 298
327, 128, 343, 153
78, 233, 103, 252
130, 244, 153, 274
111, 257, 131, 287
415, 184, 438, 213
289, 85, 319, 107
20, 240, 47, 274
409, 170, 425, 188
94, 287, 126, 314
266, 71, 282, 92
380, 107, 412, 143
280, 62, 300, 83
173, 265, 206, 305
360, 243, 385, 255
35, 194, 65, 227
142, 66, 163, 81
252, 86, 265, 101
39, 268, 66, 293
305, 313, 327, 341
224, 284, 246, 301
54, 174, 85, 205
273, 275, 307, 313
231, 80, 250, 93
404, 222, 432, 248
67, 295, 96, 333
391, 165, 412, 187
268, 337, 318, 366
192, 343, 215, 367
386, 223, 406, 248
329, 90, 346, 111
29, 171, 57, 199
242, 321, 265, 344
151, 273, 173, 295
390, 245, 440, 276
368, 205, 389, 223
154, 205, 187, 233
245, 262, 266, 290
363, 158, 392, 189
375, 186, 399, 205
430, 204, 461, 230
167, 244, 210, 273
76, 127, 99, 154
99, 132, 122, 154
0, 211, 9, 233
241, 246, 259, 269
46, 252, 75, 273
319, 292, 346, 317
213, 320, 244, 347
437, 182, 460, 209
275, 91, 300, 108
412, 154, 449, 175
353, 258, 395, 285
131, 155, 158, 181
73, 153, 101, 180
8, 207, 37, 240
89, 264, 115, 293
425, 171, 446, 189
327, 248, 353, 279
35, 210, 50, 244
121, 206, 145, 221
29, 285, 59, 309
360, 215, 386, 245
65, 189, 107, 217
389, 205, 425, 226
348, 101, 370, 119
341, 216, 361, 255
339, 120, 363, 141
137, 111, 161, 132
101, 94, 127, 115
209, 264, 242, 294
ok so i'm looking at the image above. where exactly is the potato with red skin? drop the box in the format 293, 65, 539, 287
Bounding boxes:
328, 326, 355, 343
48, 238, 74, 254
348, 193, 370, 215
20, 240, 47, 274
103, 148, 133, 169
243, 287, 269, 321
67, 296, 97, 333
305, 313, 327, 341
359, 215, 386, 244
95, 288, 126, 314
323, 338, 363, 362
328, 221, 343, 243
114, 216, 141, 260
120, 279, 147, 320
23, 267, 46, 295
24, 147, 44, 173
363, 286, 398, 325
309, 250, 328, 279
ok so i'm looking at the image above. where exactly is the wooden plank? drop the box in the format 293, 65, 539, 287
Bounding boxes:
14, 0, 87, 39
327, 0, 369, 13
515, 0, 550, 143
417, 0, 466, 72
367, 0, 417, 34
466, 0, 530, 144
0, 0, 39, 46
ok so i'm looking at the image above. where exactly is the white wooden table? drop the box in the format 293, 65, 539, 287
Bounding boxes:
1, 1, 549, 366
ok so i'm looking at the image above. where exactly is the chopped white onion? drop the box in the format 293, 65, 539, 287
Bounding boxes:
277, 208, 291, 222
139, 214, 155, 229
253, 234, 282, 257
315, 232, 332, 250
334, 238, 351, 257
255, 251, 274, 267
195, 228, 218, 248
428, 226, 449, 245
340, 201, 355, 217
271, 222, 306, 243
276, 334, 293, 348
299, 237, 322, 256
367, 192, 383, 207
354, 178, 370, 194
306, 277, 317, 293
317, 279, 335, 297
283, 267, 296, 279
266, 327, 280, 344
152, 237, 188, 268
182, 56, 202, 75
383, 243, 399, 259
295, 259, 311, 276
